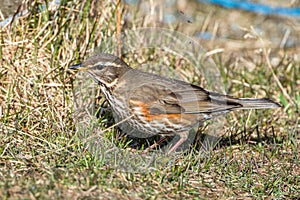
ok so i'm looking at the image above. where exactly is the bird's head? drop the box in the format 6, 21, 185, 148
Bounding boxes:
69, 53, 131, 87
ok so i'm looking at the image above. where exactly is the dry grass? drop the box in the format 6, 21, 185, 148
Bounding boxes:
0, 0, 299, 199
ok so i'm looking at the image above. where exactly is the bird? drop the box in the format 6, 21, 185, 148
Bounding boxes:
69, 53, 281, 154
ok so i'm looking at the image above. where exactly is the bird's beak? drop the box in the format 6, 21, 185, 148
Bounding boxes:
69, 63, 88, 71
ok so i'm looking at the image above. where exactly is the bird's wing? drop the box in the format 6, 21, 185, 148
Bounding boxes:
158, 85, 243, 114
128, 83, 242, 115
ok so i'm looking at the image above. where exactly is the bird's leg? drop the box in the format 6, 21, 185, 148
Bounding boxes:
167, 131, 189, 155
142, 136, 168, 154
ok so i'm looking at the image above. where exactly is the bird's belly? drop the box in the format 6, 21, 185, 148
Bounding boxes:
129, 113, 200, 135
114, 107, 210, 138
113, 107, 193, 136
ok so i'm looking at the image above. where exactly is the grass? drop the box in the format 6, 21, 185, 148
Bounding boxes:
0, 0, 299, 199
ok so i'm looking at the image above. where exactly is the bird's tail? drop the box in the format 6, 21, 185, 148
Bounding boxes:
208, 91, 281, 111
230, 98, 281, 110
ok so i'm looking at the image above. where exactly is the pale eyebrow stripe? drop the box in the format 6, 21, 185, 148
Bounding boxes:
93, 61, 121, 67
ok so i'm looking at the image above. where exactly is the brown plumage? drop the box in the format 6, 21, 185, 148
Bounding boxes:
70, 53, 280, 154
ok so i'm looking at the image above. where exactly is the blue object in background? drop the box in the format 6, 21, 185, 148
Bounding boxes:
199, 0, 300, 17
195, 32, 213, 40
